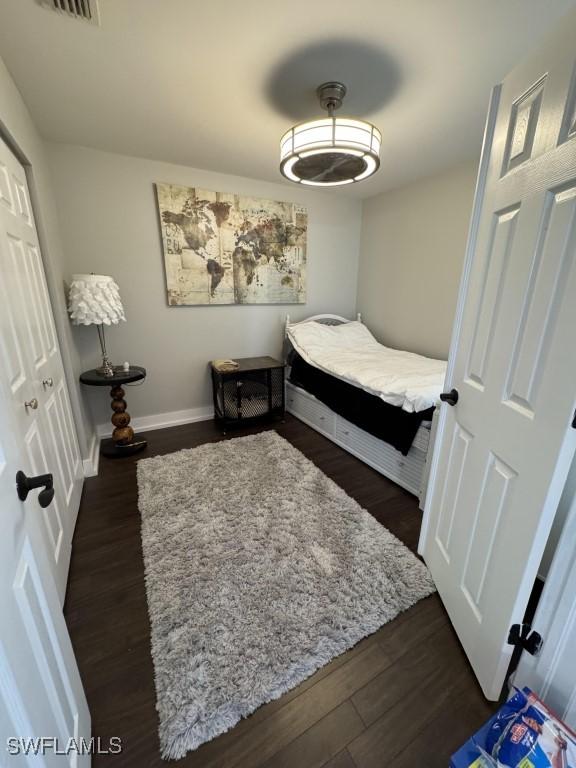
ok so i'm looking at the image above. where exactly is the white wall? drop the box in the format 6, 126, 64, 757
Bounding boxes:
357, 159, 478, 360
47, 144, 362, 430
0, 55, 94, 460
540, 454, 576, 577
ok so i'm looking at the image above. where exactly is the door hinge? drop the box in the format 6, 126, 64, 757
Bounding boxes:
507, 623, 543, 656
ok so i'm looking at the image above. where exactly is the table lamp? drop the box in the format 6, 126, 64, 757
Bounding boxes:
68, 274, 126, 377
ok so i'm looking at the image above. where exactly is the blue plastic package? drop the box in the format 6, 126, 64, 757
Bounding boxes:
450, 688, 576, 768
485, 688, 575, 767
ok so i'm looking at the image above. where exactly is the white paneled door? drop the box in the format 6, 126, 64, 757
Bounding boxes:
420, 12, 576, 700
0, 136, 88, 760
0, 419, 90, 766
0, 138, 83, 603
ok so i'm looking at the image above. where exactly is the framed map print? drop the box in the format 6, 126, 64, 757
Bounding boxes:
155, 183, 307, 305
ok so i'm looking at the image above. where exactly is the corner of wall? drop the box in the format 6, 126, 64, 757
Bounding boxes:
355, 158, 479, 358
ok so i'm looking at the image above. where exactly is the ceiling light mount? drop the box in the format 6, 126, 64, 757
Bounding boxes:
280, 81, 381, 187
316, 81, 347, 115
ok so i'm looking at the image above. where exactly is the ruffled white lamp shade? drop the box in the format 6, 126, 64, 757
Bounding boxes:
68, 273, 125, 326
68, 274, 126, 377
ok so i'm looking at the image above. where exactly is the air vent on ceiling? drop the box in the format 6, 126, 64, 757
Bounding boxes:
39, 0, 100, 25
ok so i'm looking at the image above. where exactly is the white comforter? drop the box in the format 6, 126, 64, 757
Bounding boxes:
287, 321, 447, 413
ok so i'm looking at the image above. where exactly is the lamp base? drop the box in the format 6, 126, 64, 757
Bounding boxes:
100, 435, 147, 458
98, 355, 115, 377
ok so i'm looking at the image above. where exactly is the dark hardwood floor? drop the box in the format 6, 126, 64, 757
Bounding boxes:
64, 416, 494, 766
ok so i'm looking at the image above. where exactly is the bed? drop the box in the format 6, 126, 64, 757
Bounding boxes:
284, 313, 446, 505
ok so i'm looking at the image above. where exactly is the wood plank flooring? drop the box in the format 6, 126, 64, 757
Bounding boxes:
64, 416, 495, 766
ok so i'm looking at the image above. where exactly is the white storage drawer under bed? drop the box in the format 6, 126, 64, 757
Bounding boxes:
335, 416, 427, 494
286, 383, 336, 437
286, 381, 431, 499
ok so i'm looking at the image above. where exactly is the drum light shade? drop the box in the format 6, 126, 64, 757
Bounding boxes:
279, 82, 381, 186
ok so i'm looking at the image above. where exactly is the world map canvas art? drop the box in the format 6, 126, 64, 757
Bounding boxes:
155, 183, 307, 305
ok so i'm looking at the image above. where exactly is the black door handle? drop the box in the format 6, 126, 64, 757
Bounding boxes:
16, 471, 54, 508
439, 388, 459, 406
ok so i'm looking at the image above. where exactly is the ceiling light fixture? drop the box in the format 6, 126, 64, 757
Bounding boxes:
279, 82, 381, 187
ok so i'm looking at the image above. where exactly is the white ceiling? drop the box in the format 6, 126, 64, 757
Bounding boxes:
1, 0, 575, 198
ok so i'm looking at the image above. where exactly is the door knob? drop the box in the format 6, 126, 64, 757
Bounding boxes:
439, 388, 459, 406
24, 398, 38, 410
16, 470, 54, 508
42, 378, 54, 388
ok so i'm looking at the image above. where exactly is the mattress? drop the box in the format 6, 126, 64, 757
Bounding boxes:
287, 320, 446, 413
289, 353, 434, 455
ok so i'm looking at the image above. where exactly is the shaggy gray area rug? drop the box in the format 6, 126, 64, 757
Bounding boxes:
137, 431, 435, 760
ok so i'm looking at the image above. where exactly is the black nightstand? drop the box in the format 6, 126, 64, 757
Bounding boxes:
211, 356, 285, 434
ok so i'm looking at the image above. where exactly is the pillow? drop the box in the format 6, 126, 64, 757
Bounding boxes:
289, 320, 376, 350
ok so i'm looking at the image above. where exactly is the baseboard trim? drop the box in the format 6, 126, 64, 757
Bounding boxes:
97, 406, 213, 439
82, 431, 100, 478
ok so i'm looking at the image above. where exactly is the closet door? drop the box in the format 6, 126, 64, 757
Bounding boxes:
0, 136, 83, 603
0, 341, 90, 766
420, 10, 576, 700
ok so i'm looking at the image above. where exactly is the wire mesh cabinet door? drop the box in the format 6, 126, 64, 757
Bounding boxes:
211, 359, 285, 433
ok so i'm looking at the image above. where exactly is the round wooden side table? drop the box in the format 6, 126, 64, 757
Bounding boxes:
80, 366, 148, 458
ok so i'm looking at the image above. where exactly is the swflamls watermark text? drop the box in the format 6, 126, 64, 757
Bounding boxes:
7, 736, 122, 756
